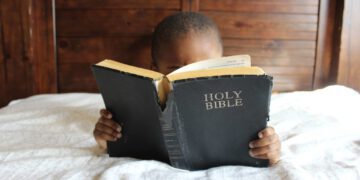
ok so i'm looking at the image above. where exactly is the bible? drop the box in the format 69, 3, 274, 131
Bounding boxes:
91, 55, 273, 170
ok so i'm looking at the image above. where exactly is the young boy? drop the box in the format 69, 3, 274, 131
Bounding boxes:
93, 12, 280, 165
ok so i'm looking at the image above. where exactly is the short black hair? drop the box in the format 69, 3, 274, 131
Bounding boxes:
151, 12, 222, 66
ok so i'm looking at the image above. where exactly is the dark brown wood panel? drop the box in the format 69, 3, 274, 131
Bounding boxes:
273, 83, 312, 92
223, 39, 315, 66
56, 0, 320, 93
338, 0, 360, 92
200, 0, 319, 14
56, 0, 181, 10
204, 11, 318, 40
57, 36, 152, 68
56, 10, 179, 37
223, 39, 316, 49
261, 66, 313, 75
195, 0, 320, 92
0, 6, 5, 106
0, 0, 33, 106
0, 0, 56, 107
28, 0, 57, 94
224, 48, 315, 58
313, 0, 341, 89
58, 63, 98, 92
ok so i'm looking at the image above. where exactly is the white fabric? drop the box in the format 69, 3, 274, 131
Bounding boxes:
0, 85, 359, 179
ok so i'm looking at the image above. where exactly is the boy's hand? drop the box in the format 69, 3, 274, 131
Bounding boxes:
93, 109, 122, 149
249, 126, 281, 165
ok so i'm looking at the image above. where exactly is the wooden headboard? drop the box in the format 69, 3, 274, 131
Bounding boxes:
0, 0, 347, 107
56, 0, 319, 92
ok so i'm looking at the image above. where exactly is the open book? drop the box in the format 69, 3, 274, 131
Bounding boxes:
91, 55, 273, 170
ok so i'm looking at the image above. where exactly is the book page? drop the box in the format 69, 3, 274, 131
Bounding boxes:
96, 60, 164, 80
168, 55, 251, 75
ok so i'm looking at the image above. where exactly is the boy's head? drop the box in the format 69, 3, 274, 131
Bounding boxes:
152, 12, 223, 74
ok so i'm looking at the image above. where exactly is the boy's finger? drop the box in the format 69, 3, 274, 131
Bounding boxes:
249, 134, 278, 148
250, 149, 280, 162
258, 126, 275, 138
100, 109, 112, 119
249, 141, 280, 156
94, 129, 117, 141
97, 121, 122, 138
99, 117, 121, 132
96, 122, 121, 138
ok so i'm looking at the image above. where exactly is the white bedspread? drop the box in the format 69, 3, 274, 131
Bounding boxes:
0, 85, 359, 179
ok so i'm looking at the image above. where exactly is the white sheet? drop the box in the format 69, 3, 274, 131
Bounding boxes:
0, 85, 359, 179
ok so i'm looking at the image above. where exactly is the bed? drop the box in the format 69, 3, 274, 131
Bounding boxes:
0, 85, 359, 179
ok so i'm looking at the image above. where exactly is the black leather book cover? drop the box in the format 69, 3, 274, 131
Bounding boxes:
91, 65, 169, 163
92, 63, 273, 170
161, 75, 272, 170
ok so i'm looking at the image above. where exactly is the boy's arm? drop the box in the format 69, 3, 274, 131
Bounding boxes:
93, 109, 122, 149
248, 126, 281, 165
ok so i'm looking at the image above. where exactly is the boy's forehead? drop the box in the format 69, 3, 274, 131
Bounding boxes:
158, 31, 222, 65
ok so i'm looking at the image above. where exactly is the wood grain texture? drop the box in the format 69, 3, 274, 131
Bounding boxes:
55, 0, 321, 93
223, 39, 315, 66
56, 10, 178, 37
338, 0, 360, 92
28, 0, 57, 94
200, 0, 319, 14
0, 0, 56, 107
57, 36, 152, 68
56, 0, 181, 10
197, 0, 319, 92
205, 11, 318, 40
0, 0, 33, 107
0, 6, 5, 106
313, 0, 342, 89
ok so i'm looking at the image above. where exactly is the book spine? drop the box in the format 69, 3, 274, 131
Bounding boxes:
266, 75, 273, 122
159, 92, 189, 170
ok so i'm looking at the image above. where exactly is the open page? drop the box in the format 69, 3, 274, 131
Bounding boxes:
168, 55, 251, 75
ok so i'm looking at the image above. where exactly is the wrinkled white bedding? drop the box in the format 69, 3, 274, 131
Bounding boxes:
0, 85, 359, 179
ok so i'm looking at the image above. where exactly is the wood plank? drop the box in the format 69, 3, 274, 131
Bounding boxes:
56, 9, 178, 37
200, 0, 319, 14
205, 11, 318, 23
272, 75, 313, 84
272, 83, 312, 92
0, 6, 5, 107
202, 0, 319, 6
58, 63, 102, 92
250, 57, 314, 66
28, 0, 57, 94
223, 39, 316, 66
0, 0, 33, 106
204, 12, 318, 40
56, 0, 181, 10
0, 0, 56, 107
57, 36, 153, 68
261, 66, 313, 75
181, 0, 191, 12
313, 0, 341, 89
338, 0, 360, 92
223, 39, 316, 49
224, 47, 315, 58
220, 30, 316, 40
